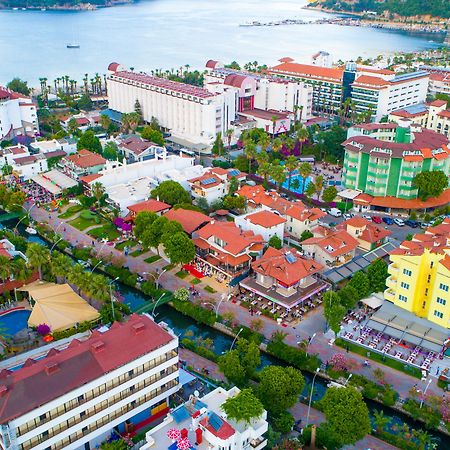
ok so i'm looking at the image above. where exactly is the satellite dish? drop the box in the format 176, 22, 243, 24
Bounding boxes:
194, 390, 200, 398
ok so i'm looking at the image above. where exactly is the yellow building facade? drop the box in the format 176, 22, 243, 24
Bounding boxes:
385, 219, 450, 329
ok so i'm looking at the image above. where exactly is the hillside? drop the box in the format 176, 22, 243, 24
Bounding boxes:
0, 0, 127, 9
311, 0, 450, 19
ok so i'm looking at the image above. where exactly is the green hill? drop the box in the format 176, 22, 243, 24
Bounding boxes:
314, 0, 450, 19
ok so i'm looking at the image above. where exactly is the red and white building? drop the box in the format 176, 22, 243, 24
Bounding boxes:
126, 199, 172, 221
0, 314, 179, 450
117, 136, 165, 163
235, 210, 286, 243
59, 149, 107, 180
164, 208, 212, 236
0, 87, 38, 141
240, 246, 328, 309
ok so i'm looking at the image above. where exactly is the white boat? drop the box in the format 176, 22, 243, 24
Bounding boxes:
12, 7, 18, 10
66, 43, 80, 49
25, 226, 37, 235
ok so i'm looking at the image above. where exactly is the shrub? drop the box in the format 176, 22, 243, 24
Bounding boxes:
172, 299, 216, 326
36, 324, 51, 336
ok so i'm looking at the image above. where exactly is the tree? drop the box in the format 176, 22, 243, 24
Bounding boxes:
6, 77, 30, 96
141, 126, 165, 146
338, 284, 359, 310
77, 130, 102, 153
322, 185, 338, 203
161, 220, 183, 244
141, 216, 168, 251
305, 181, 316, 199
244, 141, 257, 173
413, 170, 448, 201
164, 232, 195, 265
151, 180, 191, 205
212, 132, 224, 156
218, 350, 246, 386
250, 318, 263, 333
315, 175, 324, 200
26, 243, 50, 280
272, 411, 295, 433
269, 163, 287, 192
273, 438, 303, 450
236, 339, 260, 379
296, 126, 309, 155
318, 387, 370, 447
323, 291, 346, 333
223, 195, 246, 211
100, 114, 112, 131
257, 161, 272, 188
67, 118, 79, 135
51, 252, 73, 282
221, 389, 264, 425
367, 259, 388, 293
134, 99, 142, 122
284, 155, 298, 190
228, 176, 239, 195
257, 365, 305, 415
174, 287, 189, 302
234, 154, 250, 173
103, 141, 122, 161
100, 440, 128, 450
268, 235, 282, 249
298, 162, 312, 194
300, 230, 313, 241
77, 94, 93, 111
91, 182, 105, 206
348, 271, 370, 299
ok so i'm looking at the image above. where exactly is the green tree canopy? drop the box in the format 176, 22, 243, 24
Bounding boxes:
103, 141, 122, 161
218, 350, 246, 386
256, 365, 305, 415
6, 78, 30, 96
133, 211, 158, 238
150, 180, 191, 206
323, 291, 346, 333
141, 216, 168, 251
77, 130, 102, 153
367, 259, 389, 293
338, 284, 359, 310
164, 232, 195, 265
322, 185, 338, 203
413, 170, 448, 201
161, 220, 184, 244
268, 235, 282, 249
77, 94, 93, 111
221, 389, 264, 425
26, 243, 51, 280
348, 271, 370, 299
141, 126, 165, 146
318, 387, 371, 447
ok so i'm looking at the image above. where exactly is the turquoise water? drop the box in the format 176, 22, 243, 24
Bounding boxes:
0, 310, 31, 336
0, 0, 443, 84
282, 174, 312, 193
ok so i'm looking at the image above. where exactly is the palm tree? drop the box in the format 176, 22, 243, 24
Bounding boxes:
50, 253, 73, 283
256, 149, 269, 166
121, 113, 130, 133
127, 112, 141, 131
225, 129, 233, 151
373, 410, 389, 434
257, 162, 272, 188
11, 258, 32, 283
272, 137, 283, 154
284, 155, 298, 191
87, 274, 110, 303
258, 134, 270, 153
412, 429, 432, 450
269, 163, 286, 192
68, 263, 87, 295
243, 141, 257, 173
91, 182, 105, 206
0, 256, 13, 285
270, 115, 279, 141
26, 243, 50, 280
296, 126, 309, 156
315, 175, 324, 200
298, 162, 312, 194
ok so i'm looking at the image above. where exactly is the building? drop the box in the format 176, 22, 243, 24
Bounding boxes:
126, 199, 172, 221
107, 63, 236, 150
0, 144, 30, 167
235, 209, 286, 243
268, 59, 429, 120
30, 138, 77, 155
59, 149, 107, 180
143, 386, 268, 450
301, 226, 359, 268
117, 136, 165, 163
236, 185, 293, 216
420, 66, 450, 97
240, 246, 328, 309
193, 221, 264, 283
163, 208, 212, 236
0, 238, 33, 294
342, 123, 450, 200
0, 87, 38, 141
0, 314, 180, 450
385, 219, 450, 329
188, 167, 246, 205
338, 217, 391, 251
285, 202, 326, 240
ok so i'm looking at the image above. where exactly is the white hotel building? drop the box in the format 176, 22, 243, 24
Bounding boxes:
0, 87, 38, 141
0, 314, 179, 450
107, 63, 236, 149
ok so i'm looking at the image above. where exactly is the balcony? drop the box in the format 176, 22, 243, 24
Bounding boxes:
384, 288, 395, 300
386, 276, 397, 288
250, 438, 268, 450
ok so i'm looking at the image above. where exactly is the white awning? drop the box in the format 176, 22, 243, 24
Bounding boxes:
31, 169, 77, 195
361, 293, 384, 310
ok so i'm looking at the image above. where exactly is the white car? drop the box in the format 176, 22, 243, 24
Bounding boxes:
363, 214, 372, 220
394, 218, 405, 226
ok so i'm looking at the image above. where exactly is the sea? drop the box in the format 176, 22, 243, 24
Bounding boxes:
0, 0, 444, 86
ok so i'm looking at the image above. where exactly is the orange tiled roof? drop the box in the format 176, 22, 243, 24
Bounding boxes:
80, 174, 102, 184
163, 208, 211, 234
269, 62, 343, 82
245, 210, 286, 228
285, 203, 326, 223
127, 199, 171, 214
339, 218, 392, 244
344, 216, 370, 228
302, 229, 359, 258
352, 75, 390, 89
66, 149, 106, 168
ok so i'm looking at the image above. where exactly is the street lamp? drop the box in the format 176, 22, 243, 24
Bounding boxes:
202, 294, 226, 319
305, 367, 321, 433
50, 237, 63, 252
344, 373, 353, 386
419, 378, 432, 409
54, 221, 64, 235
14, 203, 36, 233
109, 277, 119, 322
304, 332, 317, 357
144, 269, 167, 289
90, 260, 103, 273
151, 293, 166, 317
230, 328, 243, 351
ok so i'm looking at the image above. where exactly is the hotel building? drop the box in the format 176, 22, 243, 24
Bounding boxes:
385, 219, 450, 329
0, 314, 179, 450
342, 123, 450, 199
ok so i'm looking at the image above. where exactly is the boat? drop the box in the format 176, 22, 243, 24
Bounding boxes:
12, 7, 18, 10
41, 8, 46, 11
66, 43, 80, 49
25, 226, 37, 235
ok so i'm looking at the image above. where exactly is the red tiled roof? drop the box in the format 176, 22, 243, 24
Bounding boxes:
80, 174, 102, 184
430, 100, 447, 107
286, 203, 326, 222
245, 210, 286, 228
340, 218, 391, 244
237, 185, 293, 215
108, 62, 121, 72
200, 415, 235, 440
205, 60, 220, 69
66, 149, 106, 168
224, 74, 249, 88
344, 216, 370, 228
269, 62, 343, 82
164, 208, 211, 234
127, 199, 171, 214
302, 229, 359, 258
75, 117, 90, 125
352, 75, 390, 89
119, 137, 156, 156
0, 315, 174, 423
370, 189, 450, 210
438, 110, 450, 119
252, 246, 323, 286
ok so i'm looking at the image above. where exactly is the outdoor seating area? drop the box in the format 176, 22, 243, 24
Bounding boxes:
191, 257, 230, 284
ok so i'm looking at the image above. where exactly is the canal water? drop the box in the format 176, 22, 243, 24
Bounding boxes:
9, 222, 450, 448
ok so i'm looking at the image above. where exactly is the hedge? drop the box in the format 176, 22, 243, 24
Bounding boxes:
171, 299, 216, 326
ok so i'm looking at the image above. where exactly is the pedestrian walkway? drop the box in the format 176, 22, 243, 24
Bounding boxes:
28, 202, 444, 401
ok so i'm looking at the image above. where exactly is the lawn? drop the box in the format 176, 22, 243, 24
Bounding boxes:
175, 270, 189, 279
130, 249, 144, 257
204, 285, 216, 294
191, 278, 201, 285
58, 205, 83, 219
68, 213, 102, 231
162, 263, 175, 271
115, 240, 137, 251
144, 255, 162, 264
88, 223, 121, 240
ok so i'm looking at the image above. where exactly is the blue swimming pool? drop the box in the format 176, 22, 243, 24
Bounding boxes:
0, 310, 31, 336
281, 174, 312, 194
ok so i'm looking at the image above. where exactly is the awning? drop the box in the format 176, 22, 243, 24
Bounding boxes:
179, 368, 196, 386
166, 136, 209, 151
31, 169, 77, 196
361, 294, 384, 310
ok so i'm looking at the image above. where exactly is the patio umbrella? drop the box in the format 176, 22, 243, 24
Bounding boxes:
177, 437, 191, 450
167, 428, 181, 441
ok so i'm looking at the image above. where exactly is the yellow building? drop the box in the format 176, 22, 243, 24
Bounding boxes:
385, 219, 450, 329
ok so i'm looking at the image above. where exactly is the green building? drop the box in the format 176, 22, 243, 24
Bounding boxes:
342, 123, 450, 199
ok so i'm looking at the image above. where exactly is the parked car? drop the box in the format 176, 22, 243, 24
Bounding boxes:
343, 213, 355, 219
405, 219, 419, 228
382, 217, 394, 225
372, 216, 383, 224
420, 221, 432, 229
329, 208, 342, 217
394, 218, 405, 226
363, 214, 372, 220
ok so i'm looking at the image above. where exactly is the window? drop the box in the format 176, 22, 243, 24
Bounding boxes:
437, 297, 447, 306
398, 294, 407, 302
434, 310, 444, 319
400, 282, 409, 290
403, 269, 412, 276
439, 283, 449, 292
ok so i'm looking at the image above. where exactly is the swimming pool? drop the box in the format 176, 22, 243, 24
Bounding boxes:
281, 174, 312, 194
0, 310, 31, 336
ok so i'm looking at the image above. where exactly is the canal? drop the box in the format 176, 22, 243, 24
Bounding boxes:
10, 222, 450, 448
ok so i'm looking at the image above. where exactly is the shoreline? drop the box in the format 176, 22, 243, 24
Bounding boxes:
0, 0, 133, 11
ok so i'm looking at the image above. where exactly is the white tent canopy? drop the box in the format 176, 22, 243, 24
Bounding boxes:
361, 293, 384, 310
31, 169, 77, 196
20, 281, 100, 331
